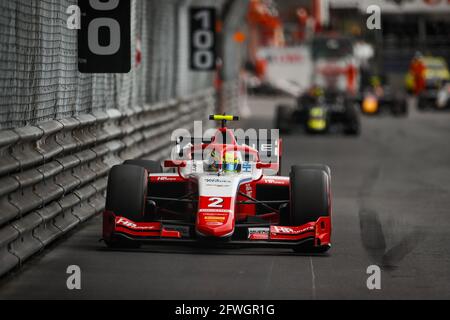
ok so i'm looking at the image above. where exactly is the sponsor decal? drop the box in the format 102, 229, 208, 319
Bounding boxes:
242, 162, 252, 173
204, 177, 233, 188
198, 209, 232, 213
205, 184, 229, 188
204, 215, 227, 222
152, 176, 182, 182
116, 217, 138, 228
271, 225, 314, 235
261, 178, 289, 186
248, 227, 270, 240
160, 228, 182, 239
116, 217, 160, 231
163, 225, 190, 237
265, 53, 304, 64
198, 197, 231, 226
205, 178, 233, 184
270, 224, 316, 241
199, 212, 229, 226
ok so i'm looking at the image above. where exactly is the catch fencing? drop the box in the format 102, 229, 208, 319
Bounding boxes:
0, 0, 247, 277
0, 0, 226, 130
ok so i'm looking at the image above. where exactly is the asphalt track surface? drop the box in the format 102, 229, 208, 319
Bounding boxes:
1, 96, 450, 300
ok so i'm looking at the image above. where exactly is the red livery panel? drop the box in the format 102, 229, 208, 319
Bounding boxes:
197, 196, 235, 237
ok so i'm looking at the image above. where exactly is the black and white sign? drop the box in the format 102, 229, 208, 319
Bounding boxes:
78, 0, 131, 73
190, 7, 216, 71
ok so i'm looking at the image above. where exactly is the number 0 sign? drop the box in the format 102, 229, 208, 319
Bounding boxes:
78, 0, 131, 73
190, 8, 217, 71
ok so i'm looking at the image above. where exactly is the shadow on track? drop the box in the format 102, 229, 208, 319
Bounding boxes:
98, 244, 331, 258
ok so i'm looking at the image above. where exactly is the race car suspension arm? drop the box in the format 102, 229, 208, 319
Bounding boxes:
147, 192, 197, 218
148, 196, 198, 203
237, 192, 288, 213
147, 192, 198, 204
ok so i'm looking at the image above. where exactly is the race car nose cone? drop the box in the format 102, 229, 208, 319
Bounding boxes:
196, 210, 235, 238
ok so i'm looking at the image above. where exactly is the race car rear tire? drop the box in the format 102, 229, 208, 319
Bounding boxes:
343, 104, 361, 135
276, 105, 292, 134
290, 165, 331, 253
417, 96, 429, 111
104, 165, 148, 248
391, 96, 408, 116
123, 159, 163, 173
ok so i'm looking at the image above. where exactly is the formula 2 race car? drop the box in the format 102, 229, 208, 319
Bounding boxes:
103, 115, 332, 253
276, 87, 360, 135
357, 76, 408, 116
406, 56, 450, 110
436, 81, 450, 110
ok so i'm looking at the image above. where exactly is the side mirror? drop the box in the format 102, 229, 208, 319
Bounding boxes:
146, 200, 157, 214
164, 160, 187, 168
256, 162, 273, 170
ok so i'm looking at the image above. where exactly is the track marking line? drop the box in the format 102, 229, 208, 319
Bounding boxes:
262, 259, 275, 298
310, 257, 316, 300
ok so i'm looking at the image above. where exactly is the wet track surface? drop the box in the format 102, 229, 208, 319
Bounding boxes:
1, 96, 450, 299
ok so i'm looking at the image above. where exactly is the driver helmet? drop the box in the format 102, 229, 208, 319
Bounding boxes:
209, 150, 242, 173
309, 86, 324, 97
370, 76, 381, 88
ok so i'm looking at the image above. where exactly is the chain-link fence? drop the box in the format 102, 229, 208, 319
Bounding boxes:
0, 0, 233, 130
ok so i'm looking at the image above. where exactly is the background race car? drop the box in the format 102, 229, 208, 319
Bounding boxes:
406, 56, 450, 110
357, 75, 408, 116
276, 88, 360, 135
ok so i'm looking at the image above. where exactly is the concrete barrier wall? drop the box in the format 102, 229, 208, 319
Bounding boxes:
0, 88, 215, 277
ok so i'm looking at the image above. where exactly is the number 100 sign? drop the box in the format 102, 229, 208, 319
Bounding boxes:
78, 0, 131, 73
190, 8, 217, 71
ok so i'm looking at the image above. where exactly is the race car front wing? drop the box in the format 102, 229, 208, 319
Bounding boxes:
103, 211, 331, 249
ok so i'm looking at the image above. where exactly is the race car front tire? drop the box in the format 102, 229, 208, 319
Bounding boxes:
391, 96, 408, 116
104, 165, 148, 248
290, 165, 331, 253
417, 96, 430, 111
276, 105, 293, 133
343, 104, 361, 135
123, 159, 163, 173
295, 164, 331, 177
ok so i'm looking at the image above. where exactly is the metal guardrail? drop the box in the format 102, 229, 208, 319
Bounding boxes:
0, 88, 216, 277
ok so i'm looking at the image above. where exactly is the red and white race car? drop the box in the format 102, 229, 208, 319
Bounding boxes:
103, 115, 332, 253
